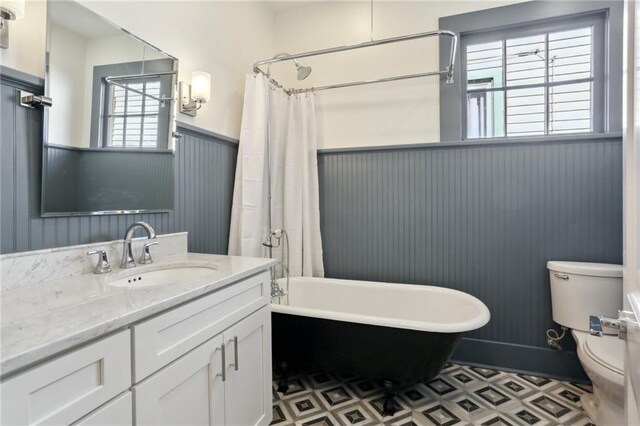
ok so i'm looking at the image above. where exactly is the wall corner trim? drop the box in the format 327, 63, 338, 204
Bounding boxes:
317, 133, 623, 155
176, 122, 239, 147
0, 66, 44, 93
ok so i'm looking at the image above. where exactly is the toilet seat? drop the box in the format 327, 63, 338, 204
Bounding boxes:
573, 331, 624, 377
583, 333, 624, 375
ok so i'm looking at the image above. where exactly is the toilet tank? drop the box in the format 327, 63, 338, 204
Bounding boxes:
547, 261, 623, 332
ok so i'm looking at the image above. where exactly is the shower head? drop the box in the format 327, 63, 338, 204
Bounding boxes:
267, 53, 312, 81
295, 62, 312, 80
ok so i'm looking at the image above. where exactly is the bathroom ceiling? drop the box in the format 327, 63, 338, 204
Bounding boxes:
50, 1, 121, 39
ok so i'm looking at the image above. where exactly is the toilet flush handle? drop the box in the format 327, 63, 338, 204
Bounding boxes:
553, 273, 569, 280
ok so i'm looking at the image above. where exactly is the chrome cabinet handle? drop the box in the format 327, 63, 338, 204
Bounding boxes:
209, 345, 225, 396
233, 336, 239, 371
553, 273, 569, 281
220, 343, 226, 382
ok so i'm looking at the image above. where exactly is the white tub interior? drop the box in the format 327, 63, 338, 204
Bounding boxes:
272, 277, 490, 333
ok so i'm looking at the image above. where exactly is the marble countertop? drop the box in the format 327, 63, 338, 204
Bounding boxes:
0, 253, 277, 377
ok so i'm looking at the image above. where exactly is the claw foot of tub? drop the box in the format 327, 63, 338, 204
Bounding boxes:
382, 380, 401, 416
276, 361, 290, 394
382, 399, 401, 416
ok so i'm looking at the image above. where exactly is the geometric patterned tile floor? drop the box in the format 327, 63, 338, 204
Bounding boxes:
271, 363, 595, 426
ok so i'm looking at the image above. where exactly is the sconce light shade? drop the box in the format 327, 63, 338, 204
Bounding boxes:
0, 0, 25, 20
191, 71, 211, 103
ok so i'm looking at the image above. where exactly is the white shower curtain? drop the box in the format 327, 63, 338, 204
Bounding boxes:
228, 74, 324, 277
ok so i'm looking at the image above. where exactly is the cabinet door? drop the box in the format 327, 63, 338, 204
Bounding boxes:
223, 306, 272, 426
134, 334, 225, 426
73, 392, 132, 426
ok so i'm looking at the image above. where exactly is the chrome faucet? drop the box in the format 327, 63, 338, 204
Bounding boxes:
121, 221, 156, 268
87, 250, 112, 274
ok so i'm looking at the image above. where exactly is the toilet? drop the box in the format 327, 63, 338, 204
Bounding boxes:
547, 261, 624, 426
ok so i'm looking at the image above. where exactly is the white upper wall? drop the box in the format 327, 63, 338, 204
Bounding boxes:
1, 0, 276, 140
0, 0, 46, 77
272, 1, 526, 149
48, 21, 87, 148
2, 0, 529, 146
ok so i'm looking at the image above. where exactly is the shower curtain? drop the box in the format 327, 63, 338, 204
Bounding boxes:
228, 74, 324, 277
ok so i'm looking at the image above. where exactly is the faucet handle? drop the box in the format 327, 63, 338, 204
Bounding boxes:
87, 250, 112, 274
140, 241, 159, 265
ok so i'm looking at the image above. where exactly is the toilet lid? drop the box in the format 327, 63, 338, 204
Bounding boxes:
585, 334, 624, 375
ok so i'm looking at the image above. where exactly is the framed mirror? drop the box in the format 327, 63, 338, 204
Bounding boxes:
42, 0, 178, 216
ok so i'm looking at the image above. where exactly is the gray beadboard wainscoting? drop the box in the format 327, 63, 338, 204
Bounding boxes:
43, 145, 174, 213
318, 137, 622, 380
0, 69, 237, 255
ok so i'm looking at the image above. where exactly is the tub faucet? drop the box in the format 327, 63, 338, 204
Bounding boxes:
121, 221, 156, 268
263, 229, 290, 299
271, 280, 287, 298
263, 229, 284, 249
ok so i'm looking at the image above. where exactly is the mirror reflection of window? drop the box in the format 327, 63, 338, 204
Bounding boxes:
106, 78, 162, 148
90, 57, 174, 150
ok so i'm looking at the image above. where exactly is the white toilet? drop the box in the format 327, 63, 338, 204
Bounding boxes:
547, 261, 624, 426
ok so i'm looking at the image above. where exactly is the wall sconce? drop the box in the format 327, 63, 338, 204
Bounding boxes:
0, 0, 25, 49
179, 71, 211, 117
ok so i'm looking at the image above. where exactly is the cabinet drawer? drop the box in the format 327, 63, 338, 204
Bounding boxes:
73, 392, 132, 426
1, 330, 131, 426
132, 271, 269, 382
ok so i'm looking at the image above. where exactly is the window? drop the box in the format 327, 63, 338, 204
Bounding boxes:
104, 78, 162, 148
463, 14, 605, 139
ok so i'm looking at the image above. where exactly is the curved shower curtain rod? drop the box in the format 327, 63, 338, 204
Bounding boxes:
253, 30, 457, 94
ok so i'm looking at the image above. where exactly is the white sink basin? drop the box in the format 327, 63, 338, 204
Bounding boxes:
108, 263, 218, 288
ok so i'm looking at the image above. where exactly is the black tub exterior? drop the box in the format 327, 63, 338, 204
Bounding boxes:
272, 312, 462, 384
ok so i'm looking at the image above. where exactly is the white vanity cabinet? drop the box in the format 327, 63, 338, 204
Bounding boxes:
0, 269, 273, 426
0, 331, 132, 425
133, 270, 272, 426
134, 307, 271, 426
